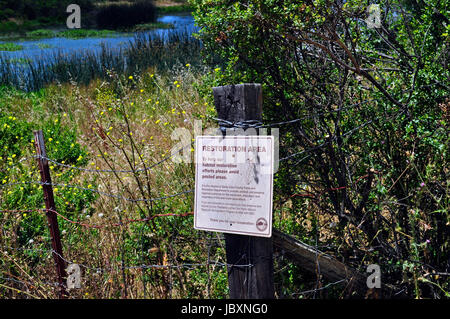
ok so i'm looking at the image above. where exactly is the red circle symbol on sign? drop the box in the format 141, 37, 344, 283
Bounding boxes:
256, 218, 268, 232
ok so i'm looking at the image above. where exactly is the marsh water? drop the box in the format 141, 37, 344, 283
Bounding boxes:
0, 13, 196, 65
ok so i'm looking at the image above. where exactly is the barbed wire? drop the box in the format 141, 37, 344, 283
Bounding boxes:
1, 241, 357, 298
40, 181, 194, 203
31, 141, 193, 174
0, 156, 35, 173
0, 91, 424, 299
0, 250, 252, 297
0, 181, 36, 190
0, 180, 194, 203
209, 96, 376, 130
0, 208, 194, 230
290, 278, 348, 297
0, 244, 252, 274
278, 107, 405, 162
0, 274, 62, 290
290, 170, 383, 199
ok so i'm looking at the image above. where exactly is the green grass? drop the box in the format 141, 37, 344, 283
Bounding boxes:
131, 22, 174, 32
0, 64, 228, 299
56, 29, 118, 39
157, 4, 193, 14
0, 42, 24, 51
25, 29, 119, 39
25, 29, 55, 38
22, 23, 174, 40
3, 57, 32, 64
36, 43, 54, 49
0, 20, 42, 34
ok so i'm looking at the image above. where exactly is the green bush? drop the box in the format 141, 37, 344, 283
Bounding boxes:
0, 21, 19, 33
26, 29, 55, 38
96, 1, 157, 30
0, 112, 93, 251
192, 0, 449, 298
0, 8, 14, 20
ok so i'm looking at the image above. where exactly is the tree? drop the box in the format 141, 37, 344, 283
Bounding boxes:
0, 0, 94, 22
192, 0, 449, 297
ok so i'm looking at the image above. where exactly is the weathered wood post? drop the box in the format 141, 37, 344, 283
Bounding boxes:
34, 130, 68, 299
212, 84, 274, 299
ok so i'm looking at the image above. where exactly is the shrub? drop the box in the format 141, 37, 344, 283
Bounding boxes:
26, 29, 55, 38
96, 1, 157, 30
0, 21, 19, 33
192, 0, 449, 298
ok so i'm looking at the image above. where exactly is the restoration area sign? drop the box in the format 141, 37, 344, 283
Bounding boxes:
194, 136, 274, 237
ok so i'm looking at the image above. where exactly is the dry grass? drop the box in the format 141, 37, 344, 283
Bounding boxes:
0, 65, 230, 299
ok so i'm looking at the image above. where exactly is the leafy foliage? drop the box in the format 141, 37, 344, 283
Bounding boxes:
96, 1, 157, 30
0, 0, 94, 23
192, 0, 449, 298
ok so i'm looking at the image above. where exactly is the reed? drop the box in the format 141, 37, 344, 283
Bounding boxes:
0, 31, 202, 91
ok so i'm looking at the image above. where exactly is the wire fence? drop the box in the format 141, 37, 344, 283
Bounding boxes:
0, 94, 401, 299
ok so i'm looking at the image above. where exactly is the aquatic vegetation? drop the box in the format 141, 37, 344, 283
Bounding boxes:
36, 43, 54, 49
0, 43, 24, 51
0, 31, 203, 91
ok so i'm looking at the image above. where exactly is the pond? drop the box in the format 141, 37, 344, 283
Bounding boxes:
0, 13, 197, 66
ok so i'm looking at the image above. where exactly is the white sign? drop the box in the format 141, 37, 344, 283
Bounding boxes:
194, 136, 274, 237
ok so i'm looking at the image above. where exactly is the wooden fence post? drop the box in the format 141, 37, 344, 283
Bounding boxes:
34, 130, 68, 299
212, 83, 274, 299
